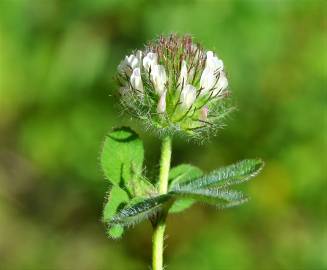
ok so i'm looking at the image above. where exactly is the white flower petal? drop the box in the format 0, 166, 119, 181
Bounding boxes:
130, 68, 143, 92
180, 84, 196, 108
143, 52, 158, 71
200, 67, 216, 95
212, 72, 228, 96
205, 51, 224, 71
118, 53, 141, 75
206, 51, 214, 60
150, 64, 167, 95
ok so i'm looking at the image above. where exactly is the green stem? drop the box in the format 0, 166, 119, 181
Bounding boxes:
158, 136, 172, 195
152, 136, 172, 270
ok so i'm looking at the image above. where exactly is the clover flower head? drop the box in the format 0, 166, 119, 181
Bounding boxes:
116, 34, 232, 140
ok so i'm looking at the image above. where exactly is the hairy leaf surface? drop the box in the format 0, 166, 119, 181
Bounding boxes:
172, 159, 264, 191
168, 164, 203, 213
169, 188, 248, 209
110, 194, 173, 227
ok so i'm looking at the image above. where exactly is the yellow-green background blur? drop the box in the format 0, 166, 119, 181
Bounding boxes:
0, 0, 326, 269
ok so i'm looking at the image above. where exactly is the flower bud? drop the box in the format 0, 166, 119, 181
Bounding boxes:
130, 68, 144, 93
150, 64, 167, 95
205, 51, 224, 71
180, 84, 196, 108
212, 71, 228, 97
143, 52, 158, 72
200, 67, 217, 95
118, 52, 142, 75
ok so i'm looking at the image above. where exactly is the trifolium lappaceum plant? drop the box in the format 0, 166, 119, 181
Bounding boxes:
100, 34, 264, 270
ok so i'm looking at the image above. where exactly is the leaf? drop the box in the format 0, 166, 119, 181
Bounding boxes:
101, 127, 144, 189
109, 194, 173, 227
172, 159, 264, 191
103, 186, 129, 239
108, 225, 124, 239
168, 164, 203, 187
169, 188, 248, 209
168, 164, 203, 213
168, 198, 193, 213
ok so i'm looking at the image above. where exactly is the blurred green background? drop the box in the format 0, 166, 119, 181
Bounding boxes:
0, 0, 326, 269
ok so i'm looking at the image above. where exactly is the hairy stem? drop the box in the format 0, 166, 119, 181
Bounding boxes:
152, 136, 172, 270
158, 136, 172, 195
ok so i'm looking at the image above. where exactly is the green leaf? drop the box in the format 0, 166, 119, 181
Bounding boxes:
168, 164, 203, 213
169, 188, 248, 209
101, 127, 144, 190
108, 225, 124, 239
173, 159, 264, 191
103, 186, 129, 239
168, 164, 203, 187
109, 194, 173, 227
168, 198, 194, 213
